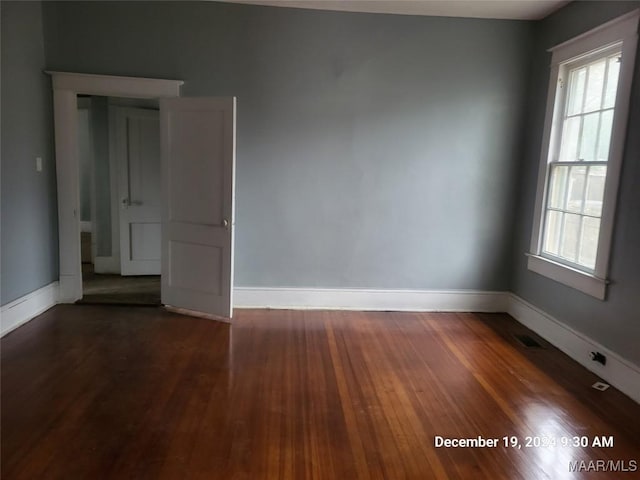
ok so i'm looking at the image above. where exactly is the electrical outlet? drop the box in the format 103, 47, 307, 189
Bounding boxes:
36, 157, 43, 172
590, 351, 607, 365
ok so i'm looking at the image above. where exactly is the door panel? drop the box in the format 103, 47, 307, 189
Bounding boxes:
130, 223, 162, 260
169, 241, 223, 294
117, 107, 161, 275
160, 97, 235, 319
168, 110, 225, 225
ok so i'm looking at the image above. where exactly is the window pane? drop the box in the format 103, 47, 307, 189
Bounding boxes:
559, 117, 580, 161
603, 55, 621, 109
566, 166, 586, 213
548, 166, 568, 209
584, 60, 606, 112
597, 110, 614, 161
543, 210, 563, 256
578, 216, 600, 269
584, 166, 606, 216
560, 213, 581, 261
579, 112, 599, 161
567, 67, 586, 115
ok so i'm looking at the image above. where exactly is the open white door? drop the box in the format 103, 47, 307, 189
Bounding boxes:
116, 107, 162, 276
160, 97, 236, 319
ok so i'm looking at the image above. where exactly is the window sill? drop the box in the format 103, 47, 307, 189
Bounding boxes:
526, 254, 607, 300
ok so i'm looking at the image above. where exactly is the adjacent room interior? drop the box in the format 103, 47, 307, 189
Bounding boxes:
2, 0, 639, 478
77, 95, 161, 306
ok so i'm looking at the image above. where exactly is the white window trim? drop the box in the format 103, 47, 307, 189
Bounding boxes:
528, 10, 639, 300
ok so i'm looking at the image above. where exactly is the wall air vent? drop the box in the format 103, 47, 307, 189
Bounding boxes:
514, 334, 543, 348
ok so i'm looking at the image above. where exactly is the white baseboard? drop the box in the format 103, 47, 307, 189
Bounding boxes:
94, 256, 120, 274
1, 282, 59, 337
234, 287, 508, 312
507, 293, 640, 404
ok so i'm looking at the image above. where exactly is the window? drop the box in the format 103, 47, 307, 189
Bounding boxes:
528, 11, 639, 300
542, 48, 620, 271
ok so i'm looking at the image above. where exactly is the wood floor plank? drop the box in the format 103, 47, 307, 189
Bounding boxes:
2, 306, 639, 479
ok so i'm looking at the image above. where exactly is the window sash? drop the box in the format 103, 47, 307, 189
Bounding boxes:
541, 212, 601, 271
540, 45, 621, 273
553, 47, 621, 164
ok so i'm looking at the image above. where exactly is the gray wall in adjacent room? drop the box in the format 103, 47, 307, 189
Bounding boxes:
511, 1, 640, 365
1, 1, 58, 305
91, 96, 112, 257
78, 107, 92, 223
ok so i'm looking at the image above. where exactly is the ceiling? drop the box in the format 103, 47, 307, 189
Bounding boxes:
214, 0, 570, 20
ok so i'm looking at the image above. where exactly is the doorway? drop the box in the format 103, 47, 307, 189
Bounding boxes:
76, 95, 161, 305
48, 71, 236, 319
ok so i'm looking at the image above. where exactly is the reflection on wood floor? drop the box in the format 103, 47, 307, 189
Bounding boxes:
2, 306, 639, 479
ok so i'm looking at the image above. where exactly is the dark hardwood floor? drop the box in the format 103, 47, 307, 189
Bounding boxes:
2, 305, 639, 479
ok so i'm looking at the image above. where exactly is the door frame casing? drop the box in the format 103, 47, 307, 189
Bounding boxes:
46, 71, 183, 302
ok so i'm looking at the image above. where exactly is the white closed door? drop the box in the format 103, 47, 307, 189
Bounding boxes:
116, 107, 162, 276
160, 97, 236, 319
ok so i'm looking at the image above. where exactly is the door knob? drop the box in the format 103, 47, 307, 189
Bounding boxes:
222, 218, 229, 228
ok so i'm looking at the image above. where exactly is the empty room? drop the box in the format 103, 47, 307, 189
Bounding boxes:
1, 0, 639, 478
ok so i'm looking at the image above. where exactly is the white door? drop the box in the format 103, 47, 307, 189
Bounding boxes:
160, 97, 236, 319
116, 107, 162, 275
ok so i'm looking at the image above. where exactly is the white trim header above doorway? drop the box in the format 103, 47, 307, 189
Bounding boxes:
45, 71, 183, 98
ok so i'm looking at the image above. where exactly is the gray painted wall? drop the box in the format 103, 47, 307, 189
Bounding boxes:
42, 1, 532, 290
90, 96, 112, 257
78, 107, 92, 223
511, 1, 640, 365
1, 1, 58, 305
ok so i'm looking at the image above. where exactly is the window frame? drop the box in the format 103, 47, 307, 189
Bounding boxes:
541, 45, 620, 272
528, 10, 639, 300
